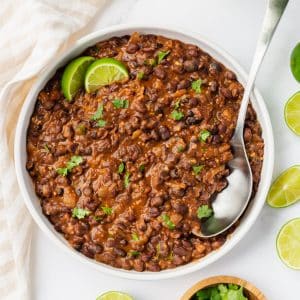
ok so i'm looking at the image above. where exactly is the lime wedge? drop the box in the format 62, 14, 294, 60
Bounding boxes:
61, 56, 95, 101
285, 91, 300, 135
277, 218, 300, 269
267, 165, 300, 208
96, 291, 133, 300
291, 43, 300, 82
85, 58, 129, 93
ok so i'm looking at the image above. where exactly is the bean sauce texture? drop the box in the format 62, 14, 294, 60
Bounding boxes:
26, 33, 264, 272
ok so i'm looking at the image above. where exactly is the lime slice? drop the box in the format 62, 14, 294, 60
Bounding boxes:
96, 291, 133, 300
277, 218, 300, 269
85, 58, 129, 93
284, 91, 300, 136
267, 165, 300, 208
291, 43, 300, 82
61, 56, 95, 101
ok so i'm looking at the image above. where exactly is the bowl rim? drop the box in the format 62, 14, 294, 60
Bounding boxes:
14, 24, 274, 280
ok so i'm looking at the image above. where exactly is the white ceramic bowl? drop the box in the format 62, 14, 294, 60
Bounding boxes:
14, 25, 274, 280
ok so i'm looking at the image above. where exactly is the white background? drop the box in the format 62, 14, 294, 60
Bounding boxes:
31, 0, 300, 299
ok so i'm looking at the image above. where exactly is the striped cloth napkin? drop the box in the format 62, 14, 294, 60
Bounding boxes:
0, 1, 106, 299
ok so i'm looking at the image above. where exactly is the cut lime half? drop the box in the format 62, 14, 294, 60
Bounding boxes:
96, 291, 133, 300
284, 91, 300, 136
267, 165, 300, 208
277, 218, 300, 269
61, 56, 95, 101
85, 58, 129, 93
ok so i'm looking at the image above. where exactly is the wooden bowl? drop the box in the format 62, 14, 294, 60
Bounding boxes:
181, 275, 266, 300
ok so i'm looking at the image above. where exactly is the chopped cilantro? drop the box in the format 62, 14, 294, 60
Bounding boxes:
57, 167, 68, 176
177, 145, 185, 153
170, 110, 184, 121
193, 165, 204, 175
145, 58, 157, 67
94, 216, 102, 222
112, 98, 129, 109
197, 205, 213, 219
161, 214, 175, 230
72, 207, 90, 219
174, 100, 181, 110
57, 155, 83, 176
118, 162, 125, 174
43, 143, 50, 152
139, 164, 145, 172
132, 233, 139, 241
101, 206, 113, 215
194, 283, 248, 300
199, 129, 211, 142
124, 172, 131, 188
97, 119, 106, 127
191, 79, 202, 94
130, 250, 140, 257
91, 104, 104, 120
137, 71, 144, 80
157, 50, 170, 64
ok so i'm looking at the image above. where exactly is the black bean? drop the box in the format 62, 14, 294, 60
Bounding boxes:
113, 248, 126, 257
150, 196, 164, 207
188, 97, 198, 107
149, 207, 160, 218
183, 59, 198, 72
177, 79, 190, 90
173, 246, 188, 256
126, 43, 139, 54
186, 117, 200, 125
154, 66, 166, 79
225, 70, 237, 80
158, 125, 170, 140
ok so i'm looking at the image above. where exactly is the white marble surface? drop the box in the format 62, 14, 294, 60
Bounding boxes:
31, 1, 300, 299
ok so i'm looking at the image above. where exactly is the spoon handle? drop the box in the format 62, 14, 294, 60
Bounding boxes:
234, 0, 289, 138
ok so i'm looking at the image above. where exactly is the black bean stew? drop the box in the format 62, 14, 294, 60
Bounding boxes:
26, 33, 264, 272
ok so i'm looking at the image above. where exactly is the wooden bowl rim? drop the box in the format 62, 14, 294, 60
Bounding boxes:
180, 275, 266, 300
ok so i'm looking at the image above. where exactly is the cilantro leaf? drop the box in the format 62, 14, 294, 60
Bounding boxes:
132, 233, 139, 241
57, 155, 83, 176
191, 79, 202, 94
161, 214, 175, 230
66, 155, 83, 170
130, 250, 140, 257
43, 143, 50, 152
56, 167, 68, 176
199, 129, 211, 142
118, 162, 125, 174
101, 206, 113, 215
157, 50, 170, 64
139, 164, 145, 172
112, 98, 129, 109
91, 104, 104, 120
124, 172, 131, 188
197, 205, 213, 219
145, 58, 157, 67
174, 100, 181, 110
72, 207, 90, 219
193, 165, 204, 175
97, 119, 106, 127
171, 110, 184, 121
137, 71, 144, 80
177, 145, 185, 153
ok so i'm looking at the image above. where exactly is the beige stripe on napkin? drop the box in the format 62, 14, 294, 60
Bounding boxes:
0, 1, 107, 299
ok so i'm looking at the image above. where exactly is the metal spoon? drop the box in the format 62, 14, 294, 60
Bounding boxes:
194, 0, 289, 238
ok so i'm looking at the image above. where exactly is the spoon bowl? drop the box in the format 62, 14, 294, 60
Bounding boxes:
194, 0, 289, 238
